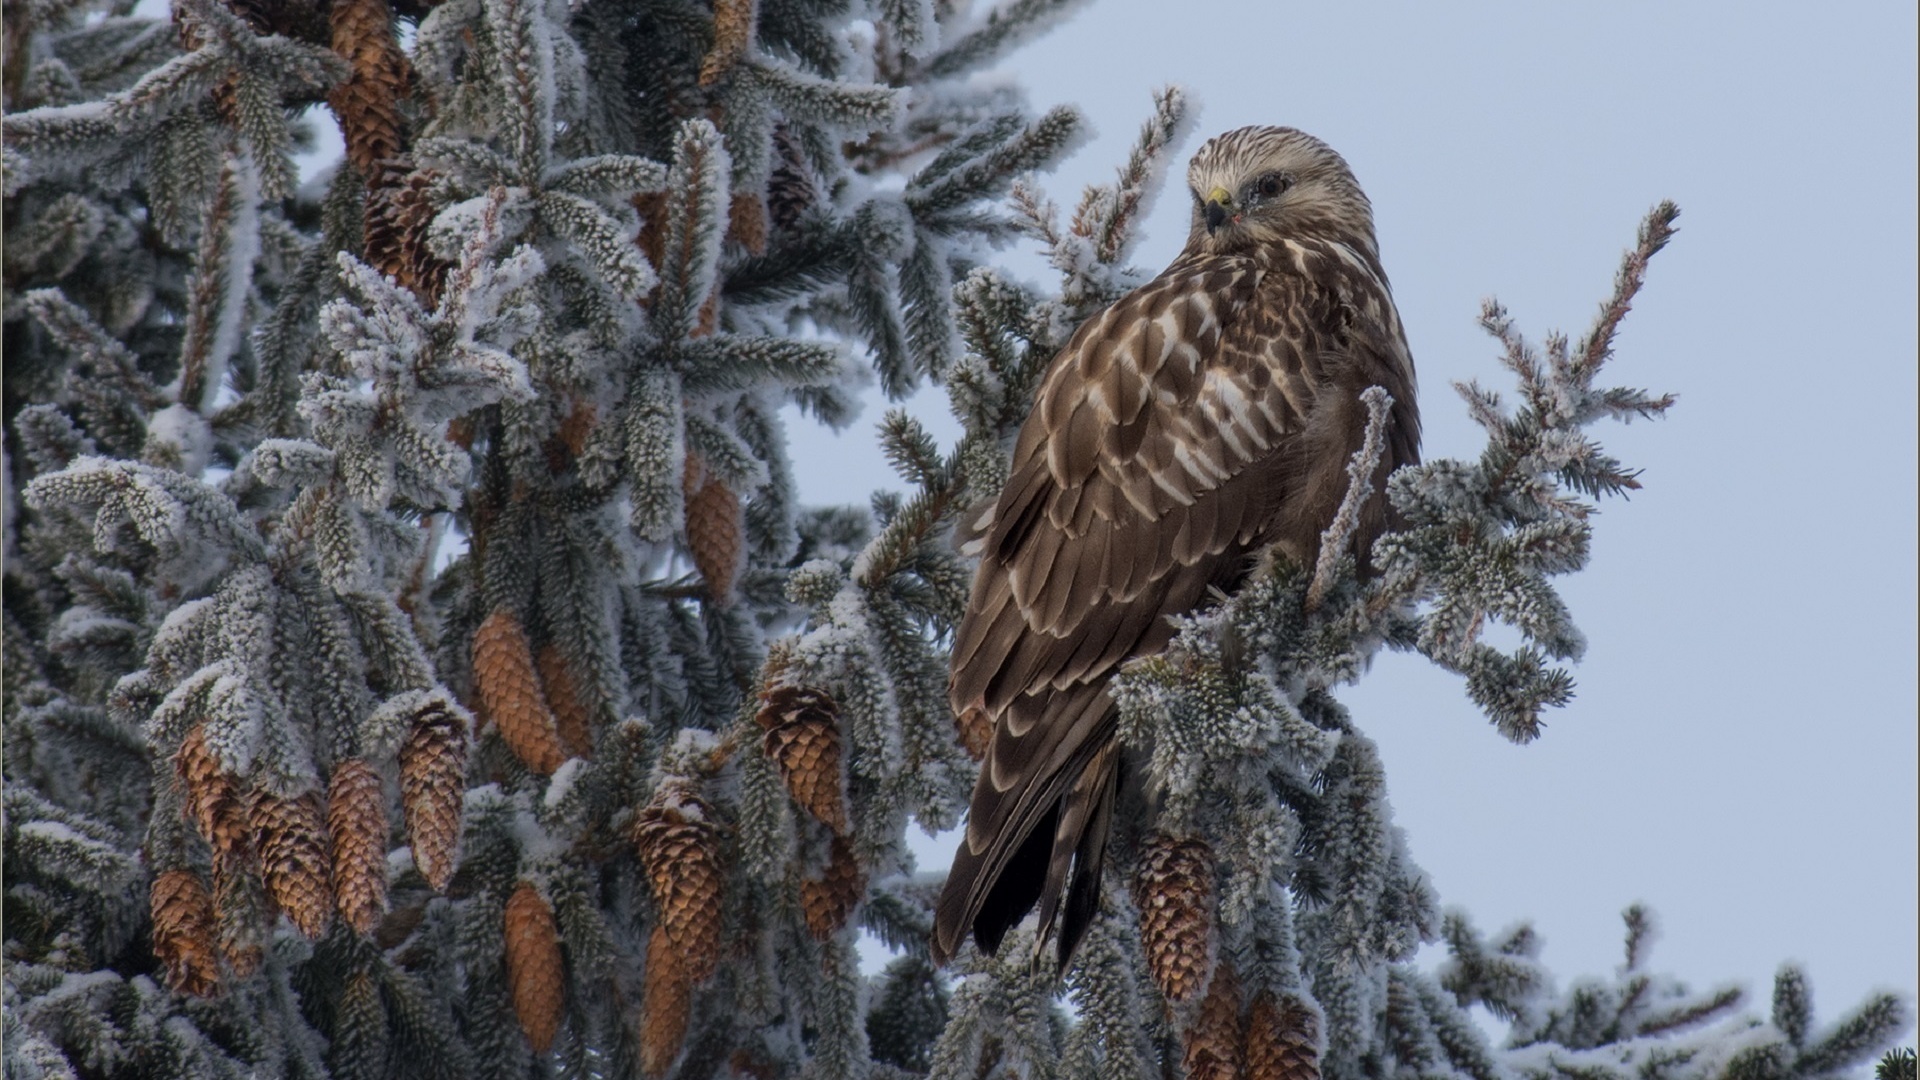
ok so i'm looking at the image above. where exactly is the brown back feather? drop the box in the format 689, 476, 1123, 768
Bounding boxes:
933, 230, 1419, 968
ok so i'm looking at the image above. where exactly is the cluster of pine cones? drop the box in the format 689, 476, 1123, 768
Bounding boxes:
611, 680, 863, 1073
1137, 833, 1322, 1080
154, 698, 465, 997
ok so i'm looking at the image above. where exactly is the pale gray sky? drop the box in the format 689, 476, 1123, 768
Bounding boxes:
786, 0, 1918, 1034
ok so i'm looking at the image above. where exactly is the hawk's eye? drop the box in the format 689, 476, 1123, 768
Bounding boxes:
1258, 174, 1290, 198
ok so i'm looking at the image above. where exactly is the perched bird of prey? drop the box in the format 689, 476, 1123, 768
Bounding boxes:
931, 126, 1421, 970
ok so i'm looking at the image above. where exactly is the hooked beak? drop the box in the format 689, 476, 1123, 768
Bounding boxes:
1204, 186, 1232, 234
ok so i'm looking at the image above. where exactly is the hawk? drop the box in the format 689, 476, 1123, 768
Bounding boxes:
931, 126, 1421, 969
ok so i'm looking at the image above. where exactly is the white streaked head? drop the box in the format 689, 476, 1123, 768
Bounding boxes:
1184, 126, 1378, 258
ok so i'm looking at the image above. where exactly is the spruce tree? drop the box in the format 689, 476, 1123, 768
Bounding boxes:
1, 3, 1909, 1080
6, 0, 1082, 1073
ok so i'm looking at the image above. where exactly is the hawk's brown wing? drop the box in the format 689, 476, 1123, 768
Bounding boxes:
933, 246, 1414, 966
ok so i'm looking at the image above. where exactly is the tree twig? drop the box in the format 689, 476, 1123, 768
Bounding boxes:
1306, 386, 1392, 613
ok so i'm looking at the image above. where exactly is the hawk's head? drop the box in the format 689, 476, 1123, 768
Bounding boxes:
1184, 126, 1378, 258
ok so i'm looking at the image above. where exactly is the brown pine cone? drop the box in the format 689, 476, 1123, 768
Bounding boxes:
640, 924, 692, 1078
328, 0, 408, 179
535, 644, 595, 760
174, 724, 225, 838
393, 165, 449, 303
504, 882, 566, 1054
151, 869, 221, 997
175, 724, 253, 864
800, 834, 865, 941
473, 608, 569, 775
328, 759, 390, 935
698, 0, 757, 86
755, 684, 848, 834
727, 190, 769, 255
363, 165, 411, 294
252, 789, 334, 939
366, 161, 450, 302
1135, 833, 1214, 1002
1245, 992, 1321, 1080
632, 782, 724, 981
1184, 959, 1244, 1080
399, 695, 468, 891
682, 454, 743, 603
766, 126, 816, 232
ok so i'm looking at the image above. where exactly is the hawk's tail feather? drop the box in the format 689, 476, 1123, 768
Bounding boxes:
931, 685, 1118, 968
931, 798, 1054, 964
967, 807, 1053, 959
1047, 739, 1119, 973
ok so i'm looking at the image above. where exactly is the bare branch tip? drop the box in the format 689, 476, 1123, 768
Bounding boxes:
1305, 386, 1393, 612
1639, 201, 1681, 257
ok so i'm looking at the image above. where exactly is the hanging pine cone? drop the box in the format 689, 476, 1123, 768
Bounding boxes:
682, 453, 743, 603
632, 782, 725, 981
473, 608, 569, 774
328, 0, 408, 179
698, 0, 757, 86
252, 789, 334, 939
328, 758, 390, 935
399, 695, 468, 891
504, 882, 566, 1054
366, 161, 449, 302
800, 834, 865, 940
535, 643, 595, 760
175, 724, 253, 864
728, 190, 769, 255
363, 165, 412, 295
393, 165, 449, 303
1245, 992, 1321, 1080
640, 924, 692, 1078
767, 126, 816, 232
1183, 959, 1244, 1080
174, 724, 225, 838
1135, 833, 1214, 1002
755, 684, 848, 834
150, 869, 221, 997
